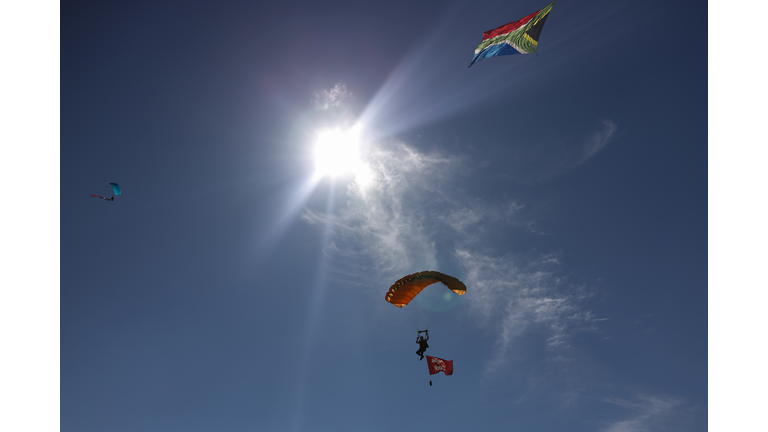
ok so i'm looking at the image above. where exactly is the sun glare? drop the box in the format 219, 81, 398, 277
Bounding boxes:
314, 128, 361, 177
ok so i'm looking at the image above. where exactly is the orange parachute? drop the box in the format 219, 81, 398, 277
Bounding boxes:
385, 271, 467, 308
386, 271, 467, 331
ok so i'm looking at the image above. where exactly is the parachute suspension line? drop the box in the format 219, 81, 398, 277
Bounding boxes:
402, 302, 425, 332
400, 282, 456, 331
425, 305, 448, 330
402, 306, 420, 331
422, 301, 446, 330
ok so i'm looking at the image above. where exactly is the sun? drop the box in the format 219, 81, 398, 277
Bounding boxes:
314, 127, 361, 177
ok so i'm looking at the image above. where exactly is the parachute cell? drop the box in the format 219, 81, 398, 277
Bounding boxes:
110, 183, 121, 195
385, 271, 466, 308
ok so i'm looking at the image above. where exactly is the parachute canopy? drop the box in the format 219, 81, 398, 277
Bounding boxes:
385, 271, 466, 308
110, 183, 121, 195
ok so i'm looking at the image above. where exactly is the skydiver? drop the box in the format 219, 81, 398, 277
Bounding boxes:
416, 330, 429, 360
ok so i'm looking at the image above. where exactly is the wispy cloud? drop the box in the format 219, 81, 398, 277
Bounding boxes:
575, 119, 618, 166
302, 139, 456, 280
455, 249, 597, 373
303, 84, 601, 375
512, 119, 619, 183
600, 395, 692, 432
313, 83, 353, 110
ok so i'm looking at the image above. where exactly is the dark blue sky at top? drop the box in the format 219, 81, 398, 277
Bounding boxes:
58, 0, 708, 431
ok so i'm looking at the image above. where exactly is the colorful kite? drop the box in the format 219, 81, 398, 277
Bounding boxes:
468, 1, 556, 68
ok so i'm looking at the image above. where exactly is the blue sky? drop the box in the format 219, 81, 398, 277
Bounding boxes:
5, 0, 764, 431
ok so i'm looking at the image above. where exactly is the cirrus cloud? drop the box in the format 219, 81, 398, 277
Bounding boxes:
301, 102, 602, 373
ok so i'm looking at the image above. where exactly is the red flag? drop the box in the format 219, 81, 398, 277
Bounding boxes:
426, 356, 453, 376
